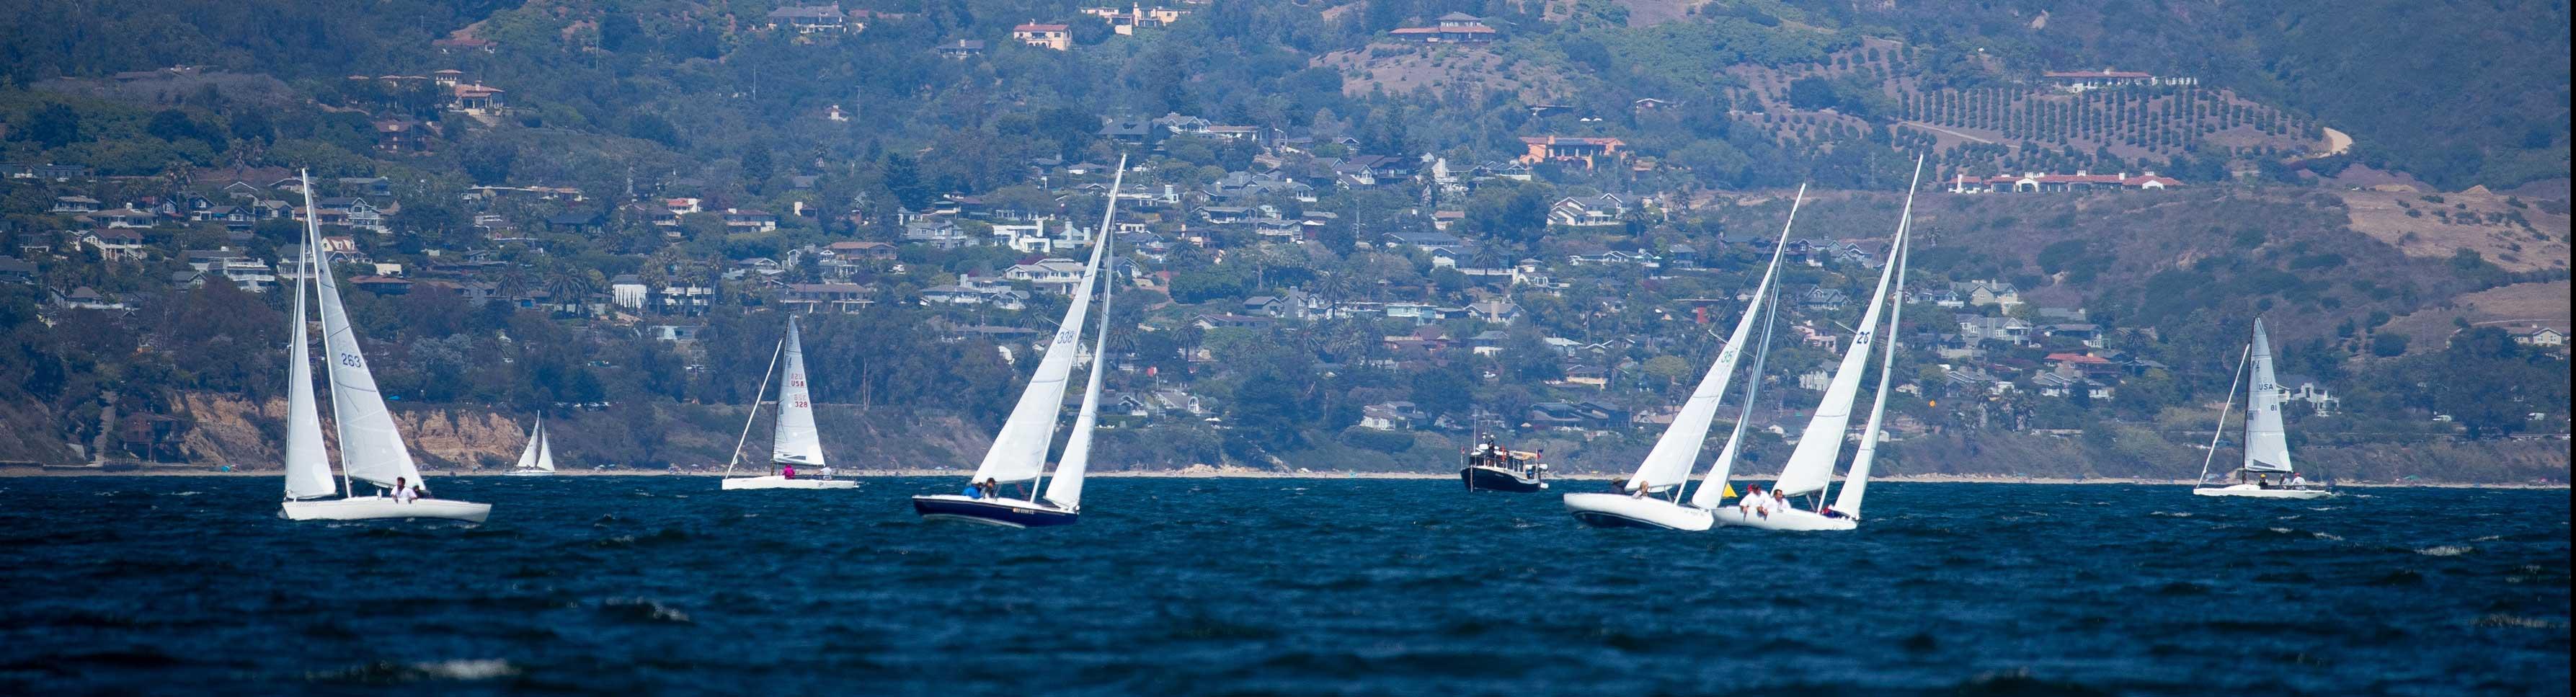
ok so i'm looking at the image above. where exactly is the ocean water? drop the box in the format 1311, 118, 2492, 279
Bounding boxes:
0, 476, 2565, 696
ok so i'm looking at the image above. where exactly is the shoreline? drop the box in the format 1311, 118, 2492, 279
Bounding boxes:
2, 466, 2562, 489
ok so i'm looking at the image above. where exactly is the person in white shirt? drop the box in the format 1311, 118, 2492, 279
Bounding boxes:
391, 477, 416, 503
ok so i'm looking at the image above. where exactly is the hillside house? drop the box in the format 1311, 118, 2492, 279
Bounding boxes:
50, 196, 100, 213
903, 220, 975, 249
1005, 258, 1091, 294
782, 283, 876, 313
1082, 4, 1189, 35
2043, 69, 2195, 92
936, 39, 987, 59
1949, 170, 2182, 193
1358, 401, 1426, 430
1548, 194, 1638, 227
610, 275, 649, 309
1952, 280, 2023, 310
768, 4, 859, 33
722, 208, 778, 232
659, 284, 715, 315
450, 83, 505, 112
1388, 12, 1496, 43
1013, 22, 1070, 50
83, 230, 148, 261
1519, 136, 1627, 169
2509, 325, 2567, 349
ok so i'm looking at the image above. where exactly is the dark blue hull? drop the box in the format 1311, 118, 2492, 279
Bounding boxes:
1460, 466, 1545, 492
910, 496, 1079, 528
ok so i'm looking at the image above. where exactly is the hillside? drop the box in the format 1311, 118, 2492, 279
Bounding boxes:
0, 0, 2564, 484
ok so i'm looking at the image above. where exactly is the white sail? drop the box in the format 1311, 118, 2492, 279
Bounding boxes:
1830, 159, 1925, 518
971, 160, 1124, 484
1628, 187, 1806, 494
535, 420, 556, 472
1773, 220, 1912, 497
306, 172, 424, 490
515, 419, 542, 471
1689, 290, 1777, 509
2242, 318, 2294, 473
282, 236, 334, 500
1044, 238, 1114, 510
770, 316, 825, 466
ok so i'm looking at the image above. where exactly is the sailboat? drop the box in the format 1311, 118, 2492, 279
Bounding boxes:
1563, 185, 1804, 529
911, 156, 1127, 527
278, 169, 491, 522
1713, 157, 1924, 532
2193, 319, 2335, 499
721, 316, 856, 490
507, 417, 555, 476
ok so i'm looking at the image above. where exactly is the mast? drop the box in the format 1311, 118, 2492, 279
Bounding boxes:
970, 155, 1127, 487
281, 177, 334, 501
300, 170, 352, 497
1625, 185, 1806, 494
724, 337, 786, 477
1830, 156, 1925, 518
1042, 234, 1114, 510
2242, 319, 2295, 474
2198, 344, 2253, 484
1772, 204, 1911, 497
1690, 281, 1780, 509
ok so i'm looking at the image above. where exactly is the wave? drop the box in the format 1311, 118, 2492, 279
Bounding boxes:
308, 659, 519, 683
599, 598, 692, 623
2416, 545, 2474, 556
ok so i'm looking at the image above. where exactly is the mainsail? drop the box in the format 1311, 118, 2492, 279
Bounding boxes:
535, 421, 555, 472
1690, 251, 1785, 509
282, 229, 334, 500
1828, 159, 1925, 518
1773, 164, 1921, 497
1831, 219, 1911, 518
1625, 187, 1806, 494
771, 316, 825, 466
2242, 319, 2295, 473
305, 172, 425, 490
515, 419, 543, 471
1044, 236, 1114, 510
970, 159, 1125, 484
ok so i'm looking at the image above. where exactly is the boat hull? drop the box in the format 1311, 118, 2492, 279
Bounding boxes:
280, 497, 491, 523
2193, 484, 2335, 499
720, 475, 858, 490
1709, 505, 1856, 531
910, 494, 1078, 528
505, 469, 552, 476
1561, 493, 1713, 530
1461, 466, 1547, 492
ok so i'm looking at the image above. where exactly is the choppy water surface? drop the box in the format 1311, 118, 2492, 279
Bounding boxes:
1, 477, 2566, 696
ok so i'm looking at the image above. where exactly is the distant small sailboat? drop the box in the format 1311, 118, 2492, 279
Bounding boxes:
721, 316, 856, 490
2193, 319, 2335, 499
1563, 186, 1804, 529
912, 156, 1127, 527
278, 169, 490, 523
1460, 432, 1548, 492
507, 417, 555, 476
1713, 157, 1924, 532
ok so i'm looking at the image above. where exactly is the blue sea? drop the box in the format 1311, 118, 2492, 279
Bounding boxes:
1, 477, 2566, 696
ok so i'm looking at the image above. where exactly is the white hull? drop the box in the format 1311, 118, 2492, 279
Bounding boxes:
280, 496, 491, 523
2193, 484, 2335, 499
1561, 493, 1714, 530
505, 469, 552, 476
1710, 505, 1856, 531
720, 475, 857, 490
